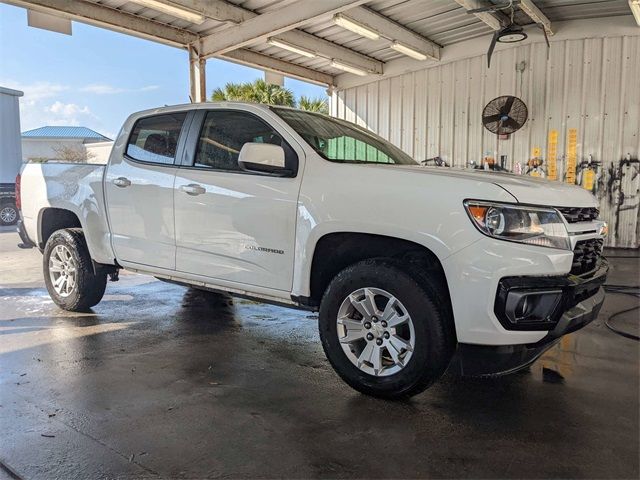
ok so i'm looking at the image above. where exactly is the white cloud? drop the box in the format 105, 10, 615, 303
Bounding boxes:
47, 101, 91, 116
1, 78, 116, 136
80, 83, 159, 95
80, 84, 125, 95
2, 80, 70, 106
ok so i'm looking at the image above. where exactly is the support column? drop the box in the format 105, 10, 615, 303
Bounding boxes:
189, 43, 207, 103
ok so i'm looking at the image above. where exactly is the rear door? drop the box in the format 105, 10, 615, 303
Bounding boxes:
173, 107, 303, 291
105, 111, 189, 269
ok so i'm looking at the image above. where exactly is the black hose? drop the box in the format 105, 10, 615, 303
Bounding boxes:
603, 284, 639, 341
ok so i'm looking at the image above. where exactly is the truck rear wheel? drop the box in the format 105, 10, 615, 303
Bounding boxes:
319, 258, 454, 399
43, 228, 107, 312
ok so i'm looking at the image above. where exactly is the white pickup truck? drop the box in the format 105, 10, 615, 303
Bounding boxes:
17, 102, 609, 398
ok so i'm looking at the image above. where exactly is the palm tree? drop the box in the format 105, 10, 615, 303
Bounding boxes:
211, 80, 295, 107
298, 96, 329, 114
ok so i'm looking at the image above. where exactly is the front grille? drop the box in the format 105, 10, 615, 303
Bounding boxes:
556, 206, 599, 223
571, 238, 603, 275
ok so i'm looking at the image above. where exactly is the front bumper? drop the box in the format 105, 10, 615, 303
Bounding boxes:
450, 261, 608, 377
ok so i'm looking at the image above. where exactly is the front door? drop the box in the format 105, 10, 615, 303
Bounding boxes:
105, 112, 188, 270
173, 108, 303, 291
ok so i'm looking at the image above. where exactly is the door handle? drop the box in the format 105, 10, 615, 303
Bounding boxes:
179, 183, 206, 196
113, 177, 131, 188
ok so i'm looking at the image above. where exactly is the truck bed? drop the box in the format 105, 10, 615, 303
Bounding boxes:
20, 162, 115, 264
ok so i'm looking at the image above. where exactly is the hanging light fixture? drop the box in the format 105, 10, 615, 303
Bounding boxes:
129, 0, 205, 24
267, 38, 317, 58
333, 13, 380, 40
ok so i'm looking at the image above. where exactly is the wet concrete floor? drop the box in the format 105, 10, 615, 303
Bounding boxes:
1, 226, 638, 479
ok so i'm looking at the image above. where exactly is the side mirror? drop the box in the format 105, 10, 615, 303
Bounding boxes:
238, 143, 288, 175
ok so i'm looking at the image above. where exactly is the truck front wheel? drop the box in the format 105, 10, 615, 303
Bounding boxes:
43, 228, 107, 312
319, 258, 454, 399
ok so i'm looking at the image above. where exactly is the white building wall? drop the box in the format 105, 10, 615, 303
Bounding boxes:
21, 138, 85, 162
85, 141, 113, 164
0, 87, 23, 184
331, 33, 640, 248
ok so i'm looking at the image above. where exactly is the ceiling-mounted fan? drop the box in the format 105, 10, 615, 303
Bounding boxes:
464, 0, 550, 67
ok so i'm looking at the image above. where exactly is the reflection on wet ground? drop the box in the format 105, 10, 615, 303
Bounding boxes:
1, 231, 638, 479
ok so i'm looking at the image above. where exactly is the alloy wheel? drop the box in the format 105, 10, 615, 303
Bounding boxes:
49, 245, 77, 297
337, 287, 415, 376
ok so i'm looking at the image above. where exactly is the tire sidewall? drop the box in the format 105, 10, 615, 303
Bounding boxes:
319, 258, 449, 398
43, 229, 100, 311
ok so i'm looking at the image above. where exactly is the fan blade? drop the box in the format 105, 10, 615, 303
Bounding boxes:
502, 117, 521, 131
484, 114, 503, 124
503, 96, 516, 116
487, 31, 499, 68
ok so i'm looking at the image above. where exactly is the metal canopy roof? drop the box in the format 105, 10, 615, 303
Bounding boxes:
3, 0, 636, 87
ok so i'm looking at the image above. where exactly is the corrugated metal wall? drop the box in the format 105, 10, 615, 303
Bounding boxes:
331, 35, 640, 248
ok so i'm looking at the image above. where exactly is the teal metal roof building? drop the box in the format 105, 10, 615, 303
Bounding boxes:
22, 126, 111, 141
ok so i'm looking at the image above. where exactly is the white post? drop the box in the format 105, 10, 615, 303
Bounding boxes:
189, 44, 207, 103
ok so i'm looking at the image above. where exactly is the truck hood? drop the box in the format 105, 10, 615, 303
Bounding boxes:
388, 165, 598, 208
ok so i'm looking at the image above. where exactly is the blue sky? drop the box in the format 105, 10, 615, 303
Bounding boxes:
0, 3, 326, 139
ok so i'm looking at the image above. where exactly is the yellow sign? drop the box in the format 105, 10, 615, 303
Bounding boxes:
566, 128, 578, 184
583, 169, 595, 191
547, 130, 558, 180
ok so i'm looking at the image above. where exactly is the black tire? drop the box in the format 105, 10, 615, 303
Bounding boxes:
43, 228, 107, 312
319, 258, 454, 399
0, 202, 18, 226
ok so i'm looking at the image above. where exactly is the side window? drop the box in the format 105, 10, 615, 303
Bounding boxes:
126, 113, 187, 165
194, 110, 286, 172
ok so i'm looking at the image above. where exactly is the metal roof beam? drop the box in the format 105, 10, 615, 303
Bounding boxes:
197, 0, 382, 74
453, 0, 508, 31
2, 0, 198, 46
200, 0, 369, 55
222, 49, 335, 86
168, 0, 254, 24
338, 7, 440, 61
519, 0, 553, 35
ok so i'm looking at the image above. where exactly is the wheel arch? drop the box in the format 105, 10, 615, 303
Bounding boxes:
305, 232, 455, 336
38, 207, 82, 249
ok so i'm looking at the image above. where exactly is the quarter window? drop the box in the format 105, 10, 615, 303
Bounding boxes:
194, 111, 286, 172
126, 113, 187, 164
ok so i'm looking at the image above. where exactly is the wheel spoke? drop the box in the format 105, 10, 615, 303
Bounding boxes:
66, 274, 75, 292
337, 316, 366, 343
389, 334, 413, 353
349, 288, 379, 319
386, 312, 410, 328
370, 345, 383, 375
357, 342, 375, 368
381, 296, 398, 320
337, 316, 364, 330
49, 259, 64, 272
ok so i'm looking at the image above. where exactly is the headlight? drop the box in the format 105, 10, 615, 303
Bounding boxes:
464, 201, 570, 250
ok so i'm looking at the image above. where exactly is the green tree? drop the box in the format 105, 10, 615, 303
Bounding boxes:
298, 96, 329, 114
211, 80, 329, 113
211, 79, 295, 106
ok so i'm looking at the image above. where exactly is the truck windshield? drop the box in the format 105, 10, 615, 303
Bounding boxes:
272, 108, 417, 166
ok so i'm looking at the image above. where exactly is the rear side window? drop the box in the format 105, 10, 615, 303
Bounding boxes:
126, 113, 187, 165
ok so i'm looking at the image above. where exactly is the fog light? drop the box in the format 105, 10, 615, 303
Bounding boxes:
504, 290, 562, 325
